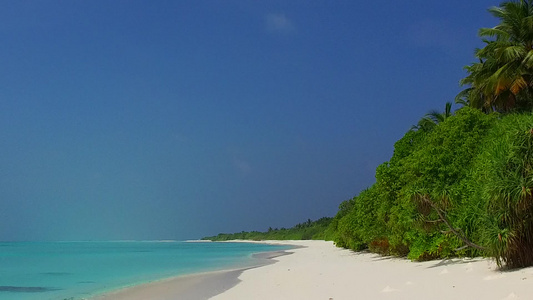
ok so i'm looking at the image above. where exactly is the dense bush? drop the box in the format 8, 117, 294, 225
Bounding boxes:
204, 108, 533, 269
329, 108, 527, 262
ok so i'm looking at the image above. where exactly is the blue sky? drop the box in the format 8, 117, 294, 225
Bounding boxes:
0, 1, 496, 241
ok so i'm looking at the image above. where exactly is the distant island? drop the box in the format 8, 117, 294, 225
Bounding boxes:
203, 217, 333, 241
204, 0, 533, 269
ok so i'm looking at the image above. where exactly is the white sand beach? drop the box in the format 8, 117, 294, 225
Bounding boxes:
211, 240, 533, 300
98, 240, 533, 300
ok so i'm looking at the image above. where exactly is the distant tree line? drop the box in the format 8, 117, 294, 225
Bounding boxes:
202, 217, 333, 241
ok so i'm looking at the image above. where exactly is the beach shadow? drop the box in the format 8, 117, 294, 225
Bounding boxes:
496, 263, 533, 273
426, 258, 478, 269
365, 251, 400, 261
350, 250, 396, 261
371, 255, 396, 261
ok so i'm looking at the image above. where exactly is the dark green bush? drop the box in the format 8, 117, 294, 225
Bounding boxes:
331, 107, 500, 261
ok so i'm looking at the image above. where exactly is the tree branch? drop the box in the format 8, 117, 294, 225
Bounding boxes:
420, 195, 487, 251
425, 219, 443, 223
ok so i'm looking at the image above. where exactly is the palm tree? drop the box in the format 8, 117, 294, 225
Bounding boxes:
410, 102, 453, 132
410, 117, 436, 132
458, 0, 533, 112
426, 102, 453, 124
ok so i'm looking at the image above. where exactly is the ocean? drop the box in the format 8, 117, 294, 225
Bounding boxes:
0, 241, 292, 300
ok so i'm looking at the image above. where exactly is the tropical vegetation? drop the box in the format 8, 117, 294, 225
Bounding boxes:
205, 1, 533, 269
325, 0, 533, 269
203, 217, 332, 241
457, 0, 533, 112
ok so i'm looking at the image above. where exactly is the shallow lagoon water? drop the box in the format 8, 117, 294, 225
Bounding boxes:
0, 241, 291, 300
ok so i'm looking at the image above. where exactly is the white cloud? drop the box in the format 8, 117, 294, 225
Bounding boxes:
233, 158, 252, 174
172, 133, 189, 144
265, 13, 296, 34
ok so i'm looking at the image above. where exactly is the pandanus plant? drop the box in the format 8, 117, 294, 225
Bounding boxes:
482, 120, 533, 268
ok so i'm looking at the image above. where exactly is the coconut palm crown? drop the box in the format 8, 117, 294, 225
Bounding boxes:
410, 102, 453, 132
457, 0, 533, 112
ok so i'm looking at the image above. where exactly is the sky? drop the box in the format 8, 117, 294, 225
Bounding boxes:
0, 1, 498, 241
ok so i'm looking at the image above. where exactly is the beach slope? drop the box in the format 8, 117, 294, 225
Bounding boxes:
212, 240, 533, 300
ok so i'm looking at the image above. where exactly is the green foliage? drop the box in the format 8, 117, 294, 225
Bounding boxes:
328, 1, 533, 269
411, 102, 454, 132
331, 107, 533, 268
203, 2, 533, 270
205, 110, 533, 269
334, 187, 382, 251
473, 114, 533, 268
202, 217, 333, 242
458, 0, 533, 112
331, 107, 500, 262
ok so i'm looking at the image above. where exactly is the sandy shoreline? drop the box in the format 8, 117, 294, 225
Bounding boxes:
94, 240, 533, 300
90, 248, 290, 300
91, 268, 244, 300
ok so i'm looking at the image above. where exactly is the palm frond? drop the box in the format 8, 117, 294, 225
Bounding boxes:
500, 45, 526, 61
455, 89, 471, 107
522, 49, 533, 67
479, 27, 510, 40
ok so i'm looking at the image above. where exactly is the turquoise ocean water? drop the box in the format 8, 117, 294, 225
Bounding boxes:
0, 241, 291, 300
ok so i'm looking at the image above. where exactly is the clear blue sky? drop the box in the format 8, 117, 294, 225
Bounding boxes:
0, 1, 496, 241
